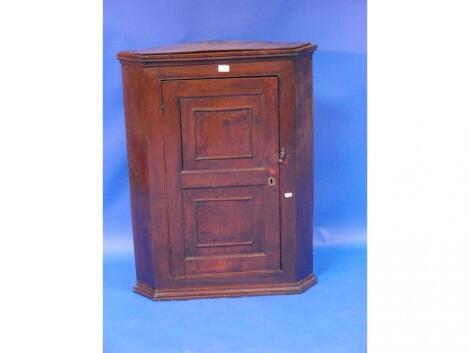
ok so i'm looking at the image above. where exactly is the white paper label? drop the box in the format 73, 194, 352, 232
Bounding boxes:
284, 192, 293, 198
218, 64, 230, 72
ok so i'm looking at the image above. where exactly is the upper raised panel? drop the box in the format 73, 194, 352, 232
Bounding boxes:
194, 107, 253, 161
180, 94, 263, 170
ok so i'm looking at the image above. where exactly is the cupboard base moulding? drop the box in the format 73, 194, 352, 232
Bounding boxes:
134, 274, 317, 301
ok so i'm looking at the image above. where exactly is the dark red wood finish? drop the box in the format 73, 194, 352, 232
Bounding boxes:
118, 41, 317, 300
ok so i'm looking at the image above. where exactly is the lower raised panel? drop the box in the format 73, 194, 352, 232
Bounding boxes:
194, 196, 254, 248
182, 186, 264, 259
178, 184, 280, 276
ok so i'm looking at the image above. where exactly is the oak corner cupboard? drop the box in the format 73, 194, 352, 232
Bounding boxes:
117, 41, 317, 300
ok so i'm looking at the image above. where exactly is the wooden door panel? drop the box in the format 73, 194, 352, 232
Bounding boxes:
180, 95, 262, 170
183, 186, 265, 258
162, 77, 280, 277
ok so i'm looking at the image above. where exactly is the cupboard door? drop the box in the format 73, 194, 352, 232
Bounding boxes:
162, 77, 280, 276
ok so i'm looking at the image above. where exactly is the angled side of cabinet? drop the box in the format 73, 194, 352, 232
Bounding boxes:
118, 41, 317, 300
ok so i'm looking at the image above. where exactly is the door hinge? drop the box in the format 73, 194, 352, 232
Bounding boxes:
160, 105, 165, 115
278, 147, 287, 163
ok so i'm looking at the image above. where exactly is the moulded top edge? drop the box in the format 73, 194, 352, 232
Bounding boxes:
117, 41, 317, 63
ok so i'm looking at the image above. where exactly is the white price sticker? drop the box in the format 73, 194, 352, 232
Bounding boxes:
218, 64, 230, 72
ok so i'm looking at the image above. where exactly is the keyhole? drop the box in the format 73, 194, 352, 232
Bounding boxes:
268, 176, 276, 186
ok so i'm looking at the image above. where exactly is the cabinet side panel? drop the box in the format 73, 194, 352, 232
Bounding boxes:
295, 54, 314, 280
121, 64, 155, 287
